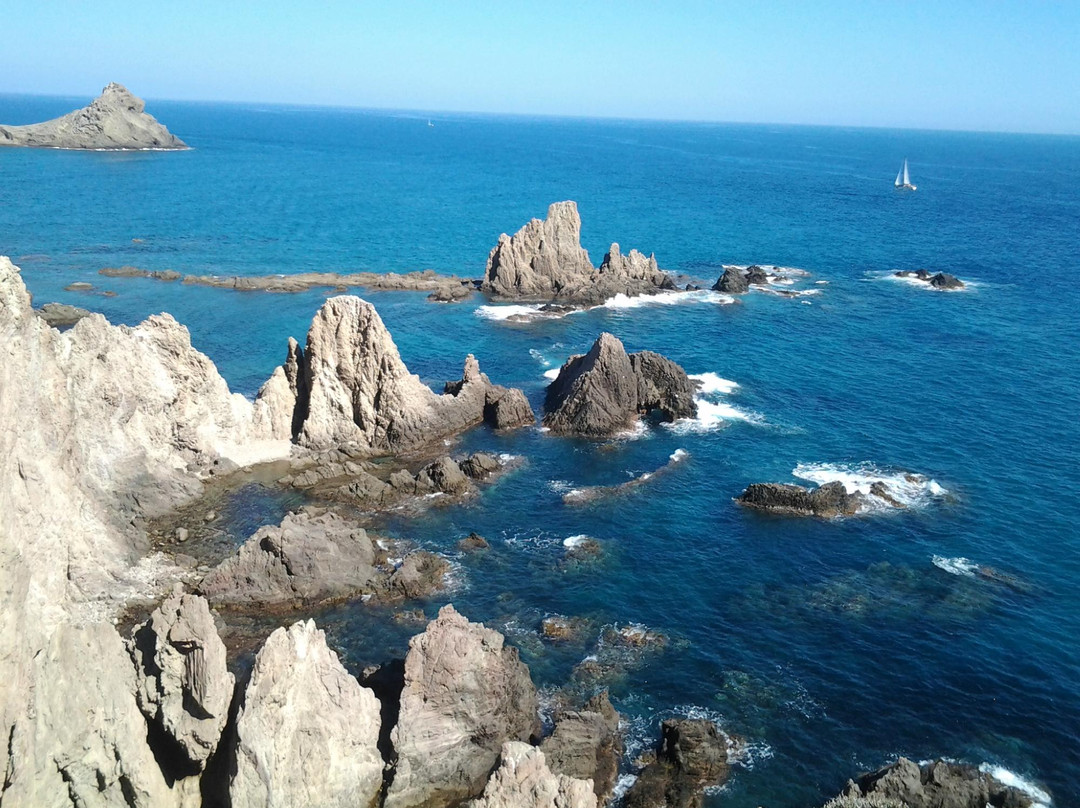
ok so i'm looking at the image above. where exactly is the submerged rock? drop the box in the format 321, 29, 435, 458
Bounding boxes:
230, 620, 383, 808
471, 742, 597, 808
736, 481, 864, 517
459, 532, 491, 552
544, 333, 696, 436
625, 719, 731, 808
385, 604, 540, 808
0, 83, 187, 150
825, 757, 1041, 808
129, 590, 234, 771
482, 201, 673, 305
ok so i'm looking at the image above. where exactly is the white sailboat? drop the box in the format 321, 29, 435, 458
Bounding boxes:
894, 159, 916, 191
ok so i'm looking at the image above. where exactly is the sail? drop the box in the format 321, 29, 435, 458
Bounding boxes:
895, 166, 903, 187
902, 159, 910, 186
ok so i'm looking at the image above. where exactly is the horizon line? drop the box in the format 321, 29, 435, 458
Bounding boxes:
2, 87, 1078, 139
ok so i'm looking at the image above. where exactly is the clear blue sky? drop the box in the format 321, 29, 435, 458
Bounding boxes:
3, 0, 1078, 134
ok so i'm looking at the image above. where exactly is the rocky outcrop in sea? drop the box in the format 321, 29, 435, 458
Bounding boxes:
625, 718, 732, 808
254, 296, 533, 451
894, 268, 966, 290
544, 332, 697, 436
482, 201, 676, 304
823, 757, 1039, 808
0, 83, 187, 150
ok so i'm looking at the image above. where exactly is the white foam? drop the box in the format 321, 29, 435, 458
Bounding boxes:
932, 555, 978, 577
792, 462, 949, 511
543, 367, 560, 380
610, 774, 638, 801
563, 534, 590, 548
613, 419, 650, 440
529, 348, 550, 366
689, 372, 739, 395
666, 372, 763, 434
669, 448, 689, 462
979, 764, 1052, 807
665, 397, 764, 434
474, 303, 547, 321
598, 289, 734, 310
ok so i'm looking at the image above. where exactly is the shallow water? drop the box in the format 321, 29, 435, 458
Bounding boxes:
3, 94, 1080, 806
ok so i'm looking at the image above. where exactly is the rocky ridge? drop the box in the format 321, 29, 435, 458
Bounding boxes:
482, 201, 675, 305
0, 82, 187, 150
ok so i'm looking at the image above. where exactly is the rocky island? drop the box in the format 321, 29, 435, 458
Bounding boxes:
0, 82, 187, 150
894, 269, 966, 290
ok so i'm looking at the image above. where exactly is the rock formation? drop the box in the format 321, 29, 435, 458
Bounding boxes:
736, 481, 865, 517
894, 269, 966, 290
0, 255, 289, 796
230, 620, 384, 808
712, 267, 749, 294
0, 83, 187, 150
625, 719, 731, 808
34, 301, 93, 326
540, 691, 623, 802
1, 622, 188, 807
471, 742, 598, 808
254, 296, 532, 451
544, 333, 696, 436
482, 201, 675, 304
736, 479, 915, 517
198, 509, 448, 609
129, 589, 234, 771
824, 757, 1040, 808
385, 604, 540, 808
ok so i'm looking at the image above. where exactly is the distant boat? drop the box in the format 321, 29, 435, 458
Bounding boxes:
427, 120, 435, 128
894, 159, 917, 191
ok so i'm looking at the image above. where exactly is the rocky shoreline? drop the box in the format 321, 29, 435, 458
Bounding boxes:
0, 249, 1051, 807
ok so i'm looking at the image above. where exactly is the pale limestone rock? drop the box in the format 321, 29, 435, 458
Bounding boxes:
482, 202, 674, 304
0, 256, 287, 787
0, 82, 187, 150
130, 590, 234, 769
470, 742, 597, 808
2, 623, 184, 808
231, 620, 383, 808
385, 605, 540, 808
257, 295, 529, 452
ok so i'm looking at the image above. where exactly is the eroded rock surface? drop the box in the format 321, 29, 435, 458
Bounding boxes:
34, 301, 93, 327
625, 718, 731, 808
385, 604, 541, 808
544, 333, 696, 436
825, 757, 1040, 808
470, 742, 598, 808
736, 481, 864, 517
254, 296, 531, 451
198, 509, 448, 610
0, 83, 187, 150
540, 691, 623, 802
129, 589, 234, 770
482, 201, 674, 305
231, 620, 383, 808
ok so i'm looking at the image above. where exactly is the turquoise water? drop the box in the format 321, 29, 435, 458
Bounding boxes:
3, 95, 1079, 806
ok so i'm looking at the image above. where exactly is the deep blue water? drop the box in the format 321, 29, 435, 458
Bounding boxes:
3, 94, 1079, 806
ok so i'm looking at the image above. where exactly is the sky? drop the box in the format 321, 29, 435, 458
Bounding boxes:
2, 0, 1078, 134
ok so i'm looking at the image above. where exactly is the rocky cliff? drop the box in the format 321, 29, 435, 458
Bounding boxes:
482, 202, 675, 304
0, 82, 187, 150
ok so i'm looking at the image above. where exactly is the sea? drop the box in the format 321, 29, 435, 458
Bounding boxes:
2, 94, 1078, 807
